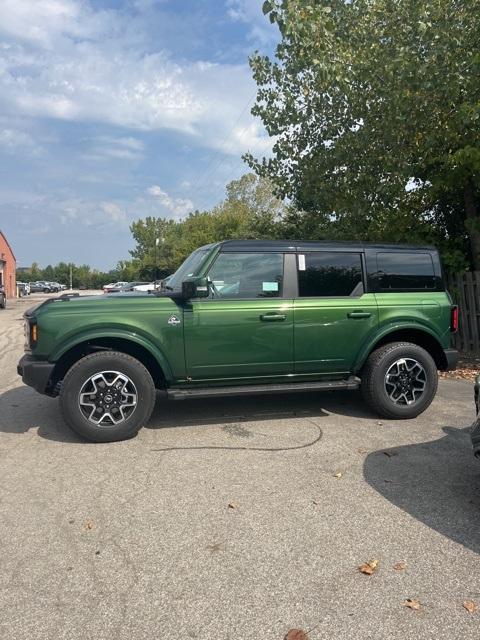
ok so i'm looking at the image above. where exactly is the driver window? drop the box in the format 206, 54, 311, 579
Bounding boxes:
208, 252, 284, 298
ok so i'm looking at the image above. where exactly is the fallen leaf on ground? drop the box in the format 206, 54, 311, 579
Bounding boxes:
463, 600, 477, 614
206, 542, 223, 553
357, 447, 368, 454
393, 562, 406, 571
284, 629, 309, 640
358, 559, 379, 575
404, 599, 421, 610
84, 521, 94, 530
227, 502, 237, 509
333, 472, 343, 479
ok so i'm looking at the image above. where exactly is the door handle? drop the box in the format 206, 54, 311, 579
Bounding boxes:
260, 313, 287, 321
347, 311, 372, 319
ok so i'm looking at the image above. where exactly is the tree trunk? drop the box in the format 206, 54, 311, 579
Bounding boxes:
464, 179, 480, 270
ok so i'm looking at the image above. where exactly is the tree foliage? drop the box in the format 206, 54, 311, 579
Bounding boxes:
16, 262, 124, 289
246, 0, 480, 270
127, 173, 291, 276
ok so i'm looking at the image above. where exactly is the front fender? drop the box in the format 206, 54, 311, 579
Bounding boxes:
353, 321, 443, 372
50, 329, 174, 382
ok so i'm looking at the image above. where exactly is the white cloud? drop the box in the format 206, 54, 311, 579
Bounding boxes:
0, 127, 43, 155
0, 0, 272, 157
83, 135, 145, 161
100, 201, 127, 222
227, 0, 279, 45
147, 185, 193, 216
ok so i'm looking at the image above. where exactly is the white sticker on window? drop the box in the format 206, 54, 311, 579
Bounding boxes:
298, 254, 306, 271
262, 281, 279, 292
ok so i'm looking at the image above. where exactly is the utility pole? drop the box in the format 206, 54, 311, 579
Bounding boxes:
69, 264, 73, 290
155, 237, 160, 282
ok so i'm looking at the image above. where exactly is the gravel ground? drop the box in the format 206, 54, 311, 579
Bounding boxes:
1, 293, 480, 640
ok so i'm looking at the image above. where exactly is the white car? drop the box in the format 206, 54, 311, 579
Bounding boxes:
133, 282, 158, 292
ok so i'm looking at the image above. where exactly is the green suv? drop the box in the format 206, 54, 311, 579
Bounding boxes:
18, 240, 458, 442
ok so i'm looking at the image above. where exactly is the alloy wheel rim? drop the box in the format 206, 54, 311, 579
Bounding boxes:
384, 357, 427, 406
78, 371, 138, 426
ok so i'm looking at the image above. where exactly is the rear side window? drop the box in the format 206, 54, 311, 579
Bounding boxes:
298, 252, 364, 297
376, 252, 435, 290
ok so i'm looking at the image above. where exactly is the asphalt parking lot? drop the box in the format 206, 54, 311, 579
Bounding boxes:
1, 293, 480, 640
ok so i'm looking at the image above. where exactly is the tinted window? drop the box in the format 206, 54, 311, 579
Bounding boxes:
376, 252, 435, 289
208, 252, 283, 298
298, 252, 363, 297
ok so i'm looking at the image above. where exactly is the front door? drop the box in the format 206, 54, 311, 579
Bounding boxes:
184, 251, 294, 382
294, 251, 378, 375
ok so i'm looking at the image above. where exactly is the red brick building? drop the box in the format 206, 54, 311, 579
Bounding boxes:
0, 230, 16, 298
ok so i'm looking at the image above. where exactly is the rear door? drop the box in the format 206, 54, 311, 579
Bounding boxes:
184, 251, 294, 381
294, 251, 378, 375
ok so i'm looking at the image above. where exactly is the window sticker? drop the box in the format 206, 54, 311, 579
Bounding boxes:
262, 281, 279, 292
298, 254, 306, 271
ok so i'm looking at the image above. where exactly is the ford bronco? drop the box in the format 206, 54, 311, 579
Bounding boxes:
18, 240, 458, 442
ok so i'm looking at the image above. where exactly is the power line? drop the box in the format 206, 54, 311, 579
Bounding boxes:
191, 89, 257, 199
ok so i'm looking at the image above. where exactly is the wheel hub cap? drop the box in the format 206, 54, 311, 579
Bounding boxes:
384, 357, 427, 406
78, 371, 138, 426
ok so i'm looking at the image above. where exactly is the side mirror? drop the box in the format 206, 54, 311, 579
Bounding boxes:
181, 276, 209, 299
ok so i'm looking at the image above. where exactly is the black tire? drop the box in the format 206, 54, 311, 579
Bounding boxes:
60, 351, 156, 442
361, 341, 438, 419
0, 295, 5, 309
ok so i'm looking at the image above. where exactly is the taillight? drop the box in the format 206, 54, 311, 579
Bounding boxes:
451, 305, 458, 332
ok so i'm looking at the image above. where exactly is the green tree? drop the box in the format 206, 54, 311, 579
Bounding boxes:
246, 0, 480, 270
128, 174, 289, 274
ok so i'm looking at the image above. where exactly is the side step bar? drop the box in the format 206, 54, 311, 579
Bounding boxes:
168, 376, 360, 400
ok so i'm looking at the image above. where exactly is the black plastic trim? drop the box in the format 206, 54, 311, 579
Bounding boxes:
168, 376, 360, 400
443, 348, 459, 371
17, 355, 55, 395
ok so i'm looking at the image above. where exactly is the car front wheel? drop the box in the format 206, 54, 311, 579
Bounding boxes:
361, 341, 438, 419
60, 351, 156, 442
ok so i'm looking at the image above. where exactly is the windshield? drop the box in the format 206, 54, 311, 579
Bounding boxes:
165, 249, 210, 291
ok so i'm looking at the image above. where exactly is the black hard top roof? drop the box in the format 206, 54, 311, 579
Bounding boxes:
212, 239, 437, 252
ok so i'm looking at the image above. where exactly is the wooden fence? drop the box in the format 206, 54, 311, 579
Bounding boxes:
446, 271, 480, 353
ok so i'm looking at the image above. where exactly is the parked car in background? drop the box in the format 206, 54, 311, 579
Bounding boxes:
30, 281, 53, 293
17, 282, 31, 296
51, 282, 67, 291
46, 282, 61, 293
118, 282, 151, 292
132, 281, 160, 292
103, 282, 128, 293
0, 285, 6, 309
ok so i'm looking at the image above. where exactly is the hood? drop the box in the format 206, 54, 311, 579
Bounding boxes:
26, 291, 178, 318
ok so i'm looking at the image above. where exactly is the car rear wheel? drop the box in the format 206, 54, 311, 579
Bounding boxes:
361, 341, 438, 419
0, 295, 5, 309
60, 351, 156, 442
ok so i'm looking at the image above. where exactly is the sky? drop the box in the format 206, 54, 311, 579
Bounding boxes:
0, 0, 278, 270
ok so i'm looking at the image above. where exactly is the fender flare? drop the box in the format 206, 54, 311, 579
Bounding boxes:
50, 329, 174, 382
353, 322, 444, 372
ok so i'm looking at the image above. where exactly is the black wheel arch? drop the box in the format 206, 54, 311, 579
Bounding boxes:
359, 328, 449, 372
51, 337, 166, 391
